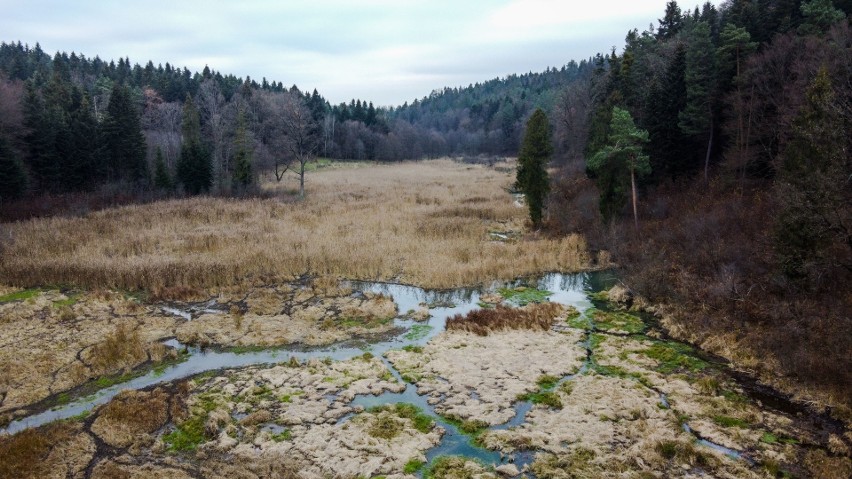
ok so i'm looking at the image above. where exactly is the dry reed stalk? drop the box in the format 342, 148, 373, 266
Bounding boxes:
0, 160, 589, 291
446, 302, 565, 336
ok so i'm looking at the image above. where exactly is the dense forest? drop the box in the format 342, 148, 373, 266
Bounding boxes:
0, 39, 587, 206
0, 0, 849, 415
547, 0, 851, 417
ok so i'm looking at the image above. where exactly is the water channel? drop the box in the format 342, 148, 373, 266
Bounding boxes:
3, 271, 763, 472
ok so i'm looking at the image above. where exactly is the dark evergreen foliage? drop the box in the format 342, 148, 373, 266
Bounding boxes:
516, 109, 552, 227
101, 83, 147, 182
176, 95, 211, 195
0, 134, 27, 200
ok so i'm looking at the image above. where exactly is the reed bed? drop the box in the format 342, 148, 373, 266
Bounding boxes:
0, 160, 589, 291
446, 302, 565, 336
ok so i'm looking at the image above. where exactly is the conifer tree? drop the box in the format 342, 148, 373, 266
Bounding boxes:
679, 21, 716, 181
176, 94, 211, 195
516, 108, 552, 227
101, 83, 147, 182
153, 147, 173, 191
589, 107, 651, 228
0, 134, 27, 200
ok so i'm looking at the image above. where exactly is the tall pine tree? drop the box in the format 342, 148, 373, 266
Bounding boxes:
589, 107, 651, 228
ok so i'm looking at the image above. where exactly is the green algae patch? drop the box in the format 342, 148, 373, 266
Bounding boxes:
404, 324, 433, 341
497, 286, 552, 306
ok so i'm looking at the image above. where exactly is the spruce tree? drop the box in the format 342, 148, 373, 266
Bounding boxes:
679, 21, 716, 181
0, 135, 27, 201
176, 94, 211, 195
102, 83, 147, 183
516, 108, 552, 227
153, 147, 173, 191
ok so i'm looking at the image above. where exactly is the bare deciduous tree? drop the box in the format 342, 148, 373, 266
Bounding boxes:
257, 91, 319, 198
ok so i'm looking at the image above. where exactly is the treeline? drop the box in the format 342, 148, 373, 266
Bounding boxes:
550, 0, 850, 413
0, 39, 587, 202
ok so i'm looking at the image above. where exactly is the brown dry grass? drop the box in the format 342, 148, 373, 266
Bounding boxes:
90, 388, 171, 448
446, 302, 565, 336
90, 324, 147, 374
0, 422, 76, 479
0, 160, 588, 291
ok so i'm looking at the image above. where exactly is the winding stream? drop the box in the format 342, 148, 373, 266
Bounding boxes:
2, 271, 765, 472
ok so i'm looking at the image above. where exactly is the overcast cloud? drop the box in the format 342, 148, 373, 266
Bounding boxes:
0, 0, 722, 106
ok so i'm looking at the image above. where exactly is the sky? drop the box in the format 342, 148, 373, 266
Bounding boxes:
0, 0, 723, 106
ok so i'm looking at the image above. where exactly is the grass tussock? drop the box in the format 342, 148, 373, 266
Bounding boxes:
0, 423, 75, 479
89, 323, 147, 374
90, 388, 171, 448
446, 302, 564, 336
0, 160, 589, 291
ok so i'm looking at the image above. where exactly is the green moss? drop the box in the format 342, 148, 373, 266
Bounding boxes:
566, 313, 589, 329
94, 371, 140, 389
713, 415, 750, 429
641, 341, 708, 374
476, 301, 495, 309
339, 315, 394, 329
497, 286, 552, 306
279, 394, 293, 403
404, 459, 425, 474
588, 333, 606, 351
164, 415, 207, 452
401, 345, 423, 353
590, 290, 610, 301
65, 409, 91, 422
536, 374, 560, 389
518, 391, 563, 409
52, 294, 80, 308
0, 288, 41, 303
367, 413, 403, 440
590, 309, 646, 334
271, 429, 292, 442
403, 324, 433, 341
369, 403, 434, 434
359, 351, 374, 361
424, 456, 486, 479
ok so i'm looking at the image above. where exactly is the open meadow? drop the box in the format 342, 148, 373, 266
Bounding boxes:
0, 159, 589, 293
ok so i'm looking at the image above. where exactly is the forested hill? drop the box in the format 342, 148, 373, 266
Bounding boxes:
387, 61, 593, 157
